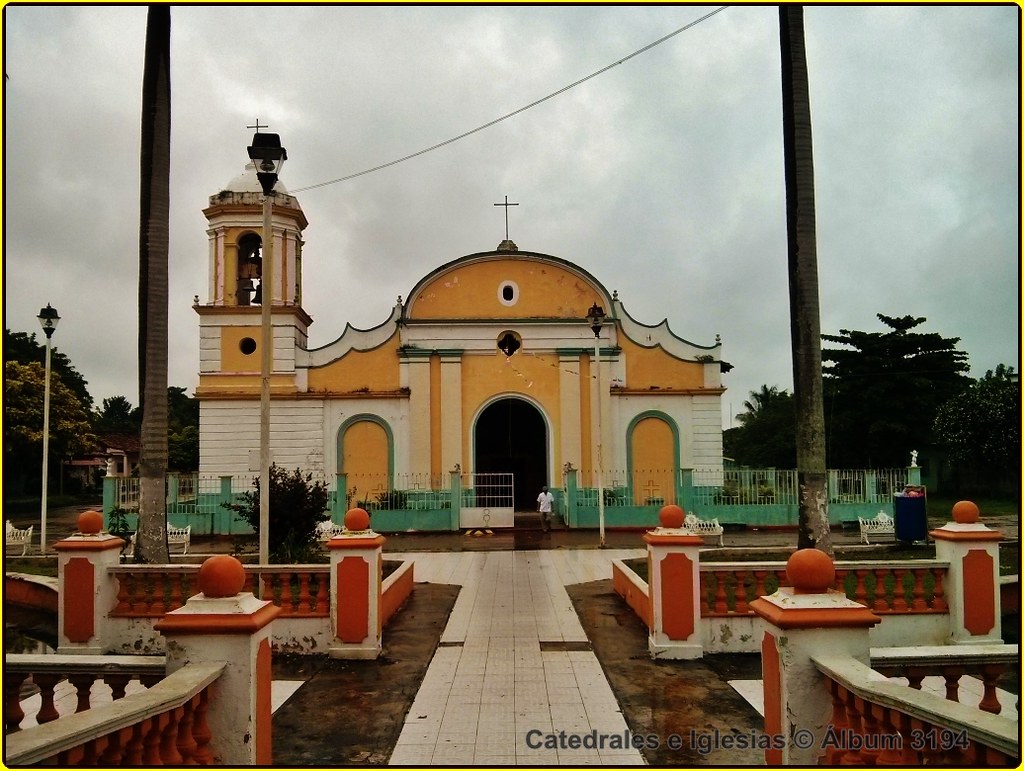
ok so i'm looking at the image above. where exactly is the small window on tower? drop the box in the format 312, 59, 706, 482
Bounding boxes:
239, 337, 257, 355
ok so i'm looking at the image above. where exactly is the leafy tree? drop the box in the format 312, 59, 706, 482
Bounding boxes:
724, 385, 796, 468
933, 364, 1020, 491
224, 465, 330, 563
94, 395, 141, 434
4, 329, 93, 412
822, 314, 970, 468
167, 386, 198, 434
4, 361, 95, 494
167, 425, 199, 472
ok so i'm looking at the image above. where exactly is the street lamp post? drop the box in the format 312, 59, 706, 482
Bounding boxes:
37, 303, 60, 555
586, 303, 606, 548
247, 129, 287, 566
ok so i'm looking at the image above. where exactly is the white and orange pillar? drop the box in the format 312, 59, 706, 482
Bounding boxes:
54, 510, 125, 655
931, 500, 1003, 644
750, 549, 881, 765
643, 504, 705, 659
155, 555, 281, 765
327, 508, 385, 659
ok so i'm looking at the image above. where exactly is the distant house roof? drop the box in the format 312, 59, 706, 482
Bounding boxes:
96, 433, 141, 454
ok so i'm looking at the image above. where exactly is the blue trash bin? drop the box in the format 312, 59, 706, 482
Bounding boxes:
893, 493, 927, 542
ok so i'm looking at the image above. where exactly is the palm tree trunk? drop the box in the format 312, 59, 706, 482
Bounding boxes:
779, 5, 832, 554
136, 5, 171, 563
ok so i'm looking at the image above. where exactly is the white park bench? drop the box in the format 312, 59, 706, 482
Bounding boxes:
6, 521, 34, 556
128, 525, 191, 557
315, 520, 346, 541
683, 513, 725, 546
858, 511, 895, 544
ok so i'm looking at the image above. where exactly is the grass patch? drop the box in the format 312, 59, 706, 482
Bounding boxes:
926, 494, 1018, 521
3, 560, 58, 578
2, 493, 100, 514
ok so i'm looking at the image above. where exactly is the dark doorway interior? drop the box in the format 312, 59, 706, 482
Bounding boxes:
475, 398, 548, 510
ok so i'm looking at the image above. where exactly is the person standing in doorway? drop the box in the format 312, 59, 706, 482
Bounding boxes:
537, 485, 555, 532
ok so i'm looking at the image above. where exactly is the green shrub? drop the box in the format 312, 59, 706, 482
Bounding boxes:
223, 465, 329, 563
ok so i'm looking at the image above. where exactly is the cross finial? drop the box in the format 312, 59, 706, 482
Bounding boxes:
494, 196, 519, 241
247, 118, 269, 133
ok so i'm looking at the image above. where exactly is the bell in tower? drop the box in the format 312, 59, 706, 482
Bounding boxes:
200, 160, 309, 310
236, 232, 262, 306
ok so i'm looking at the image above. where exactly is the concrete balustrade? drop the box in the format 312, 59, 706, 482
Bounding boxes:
54, 511, 126, 655
612, 501, 1006, 655
643, 504, 705, 659
326, 507, 387, 659
931, 500, 1004, 644
47, 507, 413, 658
750, 549, 883, 765
154, 555, 281, 765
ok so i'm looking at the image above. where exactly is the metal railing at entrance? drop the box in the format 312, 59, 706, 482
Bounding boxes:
460, 472, 514, 528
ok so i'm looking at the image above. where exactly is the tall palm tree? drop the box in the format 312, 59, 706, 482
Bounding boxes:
136, 6, 171, 563
738, 385, 784, 426
779, 6, 832, 554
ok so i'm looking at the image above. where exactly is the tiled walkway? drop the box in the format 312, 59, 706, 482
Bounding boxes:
387, 548, 647, 766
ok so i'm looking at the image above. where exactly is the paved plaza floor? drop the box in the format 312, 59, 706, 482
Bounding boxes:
385, 548, 648, 765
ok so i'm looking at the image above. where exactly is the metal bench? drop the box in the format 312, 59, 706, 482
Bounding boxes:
683, 513, 725, 546
5, 521, 33, 556
315, 520, 346, 541
858, 511, 895, 544
128, 525, 191, 556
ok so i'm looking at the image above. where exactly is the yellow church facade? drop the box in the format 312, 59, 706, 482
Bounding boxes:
195, 164, 726, 528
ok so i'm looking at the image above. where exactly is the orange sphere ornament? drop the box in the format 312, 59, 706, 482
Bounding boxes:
658, 504, 685, 529
77, 510, 104, 535
344, 507, 371, 532
951, 500, 980, 524
786, 548, 835, 594
198, 555, 246, 598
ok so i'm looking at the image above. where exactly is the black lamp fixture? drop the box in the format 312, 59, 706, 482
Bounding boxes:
247, 131, 287, 196
37, 303, 61, 339
586, 302, 606, 338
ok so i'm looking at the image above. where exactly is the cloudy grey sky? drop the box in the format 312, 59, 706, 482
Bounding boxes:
3, 5, 1018, 427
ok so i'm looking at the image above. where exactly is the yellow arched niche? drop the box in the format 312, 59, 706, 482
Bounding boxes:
630, 416, 677, 505
341, 419, 390, 507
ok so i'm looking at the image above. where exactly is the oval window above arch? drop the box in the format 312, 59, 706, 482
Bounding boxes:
497, 280, 519, 307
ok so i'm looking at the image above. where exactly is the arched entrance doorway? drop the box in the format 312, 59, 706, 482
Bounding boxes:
474, 398, 548, 510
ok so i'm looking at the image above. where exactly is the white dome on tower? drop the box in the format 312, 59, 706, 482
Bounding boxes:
220, 161, 292, 195
208, 162, 301, 211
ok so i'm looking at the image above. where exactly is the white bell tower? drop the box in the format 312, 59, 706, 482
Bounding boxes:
194, 163, 311, 396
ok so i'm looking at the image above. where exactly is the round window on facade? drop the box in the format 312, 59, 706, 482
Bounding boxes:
497, 331, 522, 357
239, 337, 257, 355
497, 280, 519, 307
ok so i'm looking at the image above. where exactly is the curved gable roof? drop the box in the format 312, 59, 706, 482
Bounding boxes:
404, 250, 613, 321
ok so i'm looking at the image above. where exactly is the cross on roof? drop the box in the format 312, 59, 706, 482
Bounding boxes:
494, 196, 519, 241
247, 118, 269, 133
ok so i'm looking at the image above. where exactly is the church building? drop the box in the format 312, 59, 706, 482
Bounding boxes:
195, 162, 726, 528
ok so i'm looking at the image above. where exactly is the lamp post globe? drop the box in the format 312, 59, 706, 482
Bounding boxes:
585, 303, 607, 547
246, 129, 287, 566
37, 303, 60, 555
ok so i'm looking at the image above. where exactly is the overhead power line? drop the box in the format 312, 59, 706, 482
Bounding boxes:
292, 6, 729, 193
